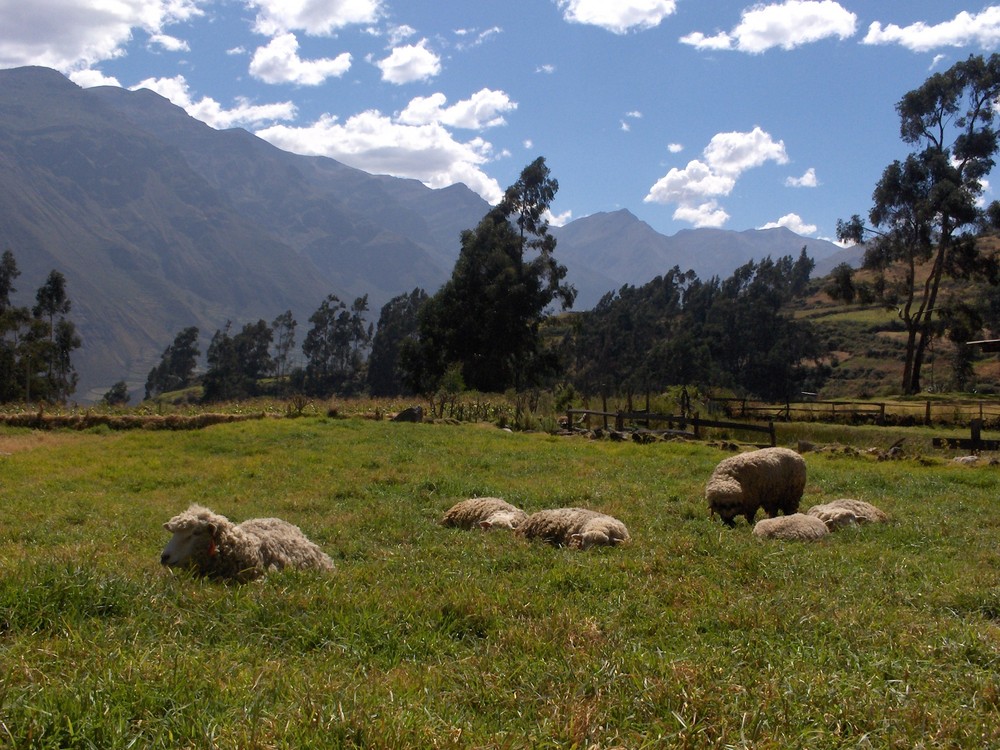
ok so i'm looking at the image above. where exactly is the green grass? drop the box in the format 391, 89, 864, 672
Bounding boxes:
3, 417, 1000, 747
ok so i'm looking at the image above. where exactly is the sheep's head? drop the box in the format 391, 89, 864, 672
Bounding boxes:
161, 505, 224, 569
478, 510, 524, 531
570, 527, 630, 550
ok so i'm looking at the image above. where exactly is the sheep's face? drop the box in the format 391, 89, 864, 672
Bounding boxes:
161, 519, 216, 568
570, 528, 629, 550
479, 511, 523, 531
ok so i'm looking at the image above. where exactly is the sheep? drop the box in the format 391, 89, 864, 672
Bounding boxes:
516, 507, 630, 550
706, 446, 806, 527
440, 497, 528, 530
806, 498, 888, 530
160, 504, 335, 582
752, 513, 830, 541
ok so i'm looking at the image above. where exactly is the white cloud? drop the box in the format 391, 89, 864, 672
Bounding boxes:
863, 8, 1000, 53
667, 143, 684, 153
257, 110, 504, 203
645, 160, 737, 204
556, 0, 678, 34
251, 0, 383, 36
375, 39, 441, 84
454, 26, 502, 50
645, 127, 788, 228
398, 89, 516, 129
786, 167, 818, 187
249, 33, 352, 85
149, 33, 189, 52
703, 126, 788, 174
536, 64, 556, 74
70, 68, 122, 88
681, 1, 857, 53
387, 24, 417, 45
759, 213, 818, 234
0, 0, 203, 71
131, 74, 298, 129
546, 208, 573, 227
673, 201, 730, 229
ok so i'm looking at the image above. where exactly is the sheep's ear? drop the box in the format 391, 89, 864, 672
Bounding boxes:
162, 522, 170, 531
207, 522, 218, 536
569, 533, 584, 549
479, 520, 492, 531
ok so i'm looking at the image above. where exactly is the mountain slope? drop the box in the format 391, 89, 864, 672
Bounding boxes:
0, 66, 850, 401
554, 210, 848, 308
0, 66, 336, 399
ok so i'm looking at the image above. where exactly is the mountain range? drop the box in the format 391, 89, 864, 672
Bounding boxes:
0, 66, 855, 401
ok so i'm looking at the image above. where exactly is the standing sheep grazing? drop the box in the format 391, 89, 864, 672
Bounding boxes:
807, 498, 889, 530
440, 497, 528, 530
752, 513, 830, 541
516, 507, 631, 550
706, 447, 807, 527
161, 504, 335, 583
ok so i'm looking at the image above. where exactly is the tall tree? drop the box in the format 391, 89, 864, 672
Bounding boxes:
145, 326, 200, 399
201, 320, 273, 402
368, 288, 427, 396
302, 295, 370, 396
838, 54, 1000, 395
271, 310, 297, 391
404, 157, 576, 393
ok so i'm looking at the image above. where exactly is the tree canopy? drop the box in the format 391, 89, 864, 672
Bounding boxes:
838, 53, 1000, 395
402, 157, 576, 393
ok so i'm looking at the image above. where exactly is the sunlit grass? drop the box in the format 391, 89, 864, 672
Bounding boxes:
3, 417, 1000, 747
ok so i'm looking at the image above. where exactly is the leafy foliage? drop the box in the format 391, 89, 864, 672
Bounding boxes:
567, 251, 821, 400
402, 157, 576, 393
144, 326, 200, 400
839, 53, 1000, 395
0, 249, 81, 402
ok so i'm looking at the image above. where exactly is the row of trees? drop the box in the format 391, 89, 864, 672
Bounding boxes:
0, 250, 81, 402
147, 159, 824, 404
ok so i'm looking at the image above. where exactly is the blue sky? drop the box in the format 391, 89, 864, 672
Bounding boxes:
1, 1, 998, 242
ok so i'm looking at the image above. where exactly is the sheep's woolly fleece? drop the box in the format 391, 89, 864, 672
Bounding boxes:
807, 498, 889, 530
161, 504, 335, 582
752, 513, 830, 541
706, 446, 806, 526
440, 497, 528, 530
516, 507, 630, 549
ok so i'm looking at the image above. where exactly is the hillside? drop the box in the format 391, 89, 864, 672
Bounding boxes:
0, 66, 858, 401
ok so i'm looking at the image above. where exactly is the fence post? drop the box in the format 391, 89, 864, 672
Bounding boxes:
925, 401, 932, 426
768, 421, 776, 447
615, 411, 624, 431
602, 394, 608, 430
879, 403, 885, 426
693, 412, 700, 439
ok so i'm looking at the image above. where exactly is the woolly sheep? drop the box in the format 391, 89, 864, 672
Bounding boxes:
516, 507, 630, 550
161, 504, 335, 582
752, 513, 829, 541
706, 446, 806, 527
806, 498, 889, 530
440, 497, 528, 530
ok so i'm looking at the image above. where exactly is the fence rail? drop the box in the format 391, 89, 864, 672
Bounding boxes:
565, 409, 776, 446
706, 396, 1000, 428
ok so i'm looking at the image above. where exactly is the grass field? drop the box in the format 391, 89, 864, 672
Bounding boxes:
2, 415, 1000, 748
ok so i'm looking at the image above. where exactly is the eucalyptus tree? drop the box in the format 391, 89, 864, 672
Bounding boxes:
838, 54, 1000, 395
403, 157, 576, 393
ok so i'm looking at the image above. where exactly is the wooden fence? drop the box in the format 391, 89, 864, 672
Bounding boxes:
706, 396, 1000, 427
565, 409, 776, 447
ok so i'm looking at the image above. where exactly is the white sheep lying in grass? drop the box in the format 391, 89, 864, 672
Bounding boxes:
752, 513, 829, 541
706, 447, 806, 527
806, 498, 889, 530
516, 507, 630, 550
440, 497, 528, 530
161, 504, 335, 582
